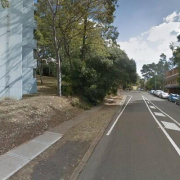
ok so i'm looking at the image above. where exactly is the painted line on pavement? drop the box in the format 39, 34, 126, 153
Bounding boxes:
106, 96, 132, 136
143, 96, 180, 127
161, 121, 180, 131
154, 112, 166, 117
149, 105, 156, 109
142, 96, 180, 156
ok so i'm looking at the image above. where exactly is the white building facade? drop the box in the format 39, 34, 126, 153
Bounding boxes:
0, 0, 37, 100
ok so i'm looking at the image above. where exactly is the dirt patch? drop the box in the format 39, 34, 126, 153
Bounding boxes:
0, 76, 83, 155
0, 96, 83, 155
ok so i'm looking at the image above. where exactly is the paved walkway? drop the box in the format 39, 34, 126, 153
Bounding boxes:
0, 105, 104, 180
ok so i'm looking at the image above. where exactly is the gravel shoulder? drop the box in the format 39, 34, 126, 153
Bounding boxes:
9, 93, 124, 180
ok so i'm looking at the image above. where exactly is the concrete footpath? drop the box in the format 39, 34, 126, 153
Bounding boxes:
0, 105, 104, 180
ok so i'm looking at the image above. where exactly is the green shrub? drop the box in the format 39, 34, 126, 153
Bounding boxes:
71, 97, 80, 107
71, 97, 91, 110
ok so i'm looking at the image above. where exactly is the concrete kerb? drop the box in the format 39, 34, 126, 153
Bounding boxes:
69, 95, 126, 180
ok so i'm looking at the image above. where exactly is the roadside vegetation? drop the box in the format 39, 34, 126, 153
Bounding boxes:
140, 53, 172, 90
140, 35, 180, 90
170, 35, 180, 85
35, 0, 137, 104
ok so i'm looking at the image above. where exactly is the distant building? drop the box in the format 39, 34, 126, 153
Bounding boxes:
0, 0, 37, 100
165, 67, 180, 94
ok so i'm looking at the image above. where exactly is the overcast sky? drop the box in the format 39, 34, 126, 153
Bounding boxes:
114, 0, 180, 76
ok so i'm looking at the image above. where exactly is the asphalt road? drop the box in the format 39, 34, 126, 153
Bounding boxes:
78, 91, 180, 180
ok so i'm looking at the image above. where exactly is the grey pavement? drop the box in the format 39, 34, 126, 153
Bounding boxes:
78, 91, 180, 180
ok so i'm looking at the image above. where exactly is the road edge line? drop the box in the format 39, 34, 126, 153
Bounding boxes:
106, 96, 132, 136
69, 95, 127, 180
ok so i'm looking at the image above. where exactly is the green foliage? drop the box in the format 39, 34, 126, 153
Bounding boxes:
168, 36, 180, 86
36, 0, 137, 104
141, 63, 156, 79
108, 47, 137, 89
169, 35, 180, 87
62, 84, 72, 96
61, 47, 137, 104
41, 63, 56, 77
173, 47, 180, 66
172, 47, 180, 85
71, 97, 80, 107
145, 76, 162, 90
141, 53, 172, 90
71, 97, 91, 110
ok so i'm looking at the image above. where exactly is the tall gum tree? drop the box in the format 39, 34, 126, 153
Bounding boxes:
37, 0, 62, 96
47, 0, 62, 96
36, 0, 118, 97
74, 0, 118, 60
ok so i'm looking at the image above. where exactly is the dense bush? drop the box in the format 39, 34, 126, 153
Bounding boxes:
61, 48, 137, 104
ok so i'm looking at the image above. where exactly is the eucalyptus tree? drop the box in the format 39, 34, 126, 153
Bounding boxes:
141, 63, 157, 80
168, 36, 180, 86
172, 35, 180, 66
54, 0, 118, 62
36, 0, 66, 96
73, 0, 118, 60
157, 53, 169, 90
141, 53, 171, 90
171, 36, 180, 85
36, 0, 118, 97
173, 47, 180, 66
107, 47, 137, 90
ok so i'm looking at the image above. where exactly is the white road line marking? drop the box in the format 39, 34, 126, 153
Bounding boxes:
149, 106, 156, 109
143, 96, 180, 126
142, 96, 180, 156
106, 96, 132, 136
161, 121, 180, 131
154, 112, 166, 117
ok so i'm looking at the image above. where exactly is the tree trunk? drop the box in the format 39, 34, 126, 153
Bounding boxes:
47, 0, 62, 96
81, 16, 87, 61
39, 60, 43, 84
57, 55, 61, 96
52, 17, 61, 96
35, 50, 43, 85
